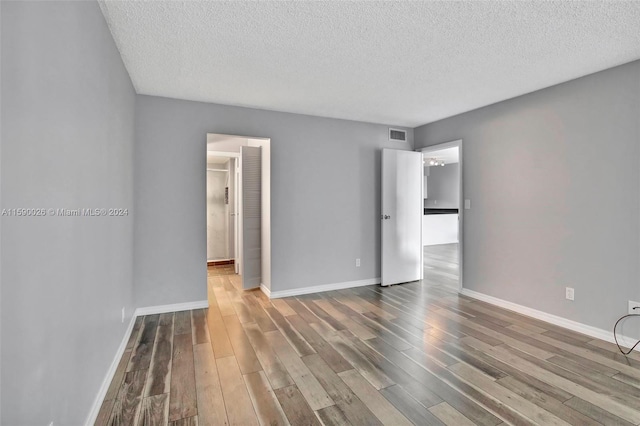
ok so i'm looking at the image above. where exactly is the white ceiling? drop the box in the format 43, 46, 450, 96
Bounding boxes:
99, 1, 640, 127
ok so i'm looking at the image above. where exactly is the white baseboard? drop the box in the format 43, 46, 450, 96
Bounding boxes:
134, 300, 208, 316
267, 277, 380, 299
85, 299, 208, 425
460, 288, 639, 349
260, 284, 271, 298
84, 314, 137, 425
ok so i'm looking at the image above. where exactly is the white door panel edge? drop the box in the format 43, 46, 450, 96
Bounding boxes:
381, 149, 423, 286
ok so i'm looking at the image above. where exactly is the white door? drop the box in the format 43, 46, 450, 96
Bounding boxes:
381, 149, 423, 286
241, 146, 262, 289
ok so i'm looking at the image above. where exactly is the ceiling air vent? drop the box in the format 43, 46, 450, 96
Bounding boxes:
389, 128, 407, 142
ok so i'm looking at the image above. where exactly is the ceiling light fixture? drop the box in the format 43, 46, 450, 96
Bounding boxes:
424, 158, 445, 167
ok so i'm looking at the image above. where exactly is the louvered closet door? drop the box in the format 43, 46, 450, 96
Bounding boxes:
241, 146, 262, 289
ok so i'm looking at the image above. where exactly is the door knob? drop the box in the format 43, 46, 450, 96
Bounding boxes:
381, 214, 391, 220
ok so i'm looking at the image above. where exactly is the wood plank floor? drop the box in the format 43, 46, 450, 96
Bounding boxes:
97, 258, 640, 425
424, 243, 459, 290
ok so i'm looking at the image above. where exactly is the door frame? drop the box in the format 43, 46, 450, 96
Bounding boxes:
417, 139, 464, 292
206, 151, 240, 267
206, 133, 272, 294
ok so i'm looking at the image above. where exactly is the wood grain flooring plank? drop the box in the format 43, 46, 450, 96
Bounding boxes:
174, 311, 192, 336
529, 332, 640, 380
586, 338, 640, 362
137, 393, 169, 426
242, 322, 294, 390
485, 344, 640, 424
169, 333, 197, 422
547, 355, 638, 396
316, 405, 352, 426
283, 298, 320, 324
126, 316, 145, 351
302, 353, 382, 426
612, 372, 640, 389
228, 290, 255, 324
128, 315, 160, 372
309, 322, 394, 391
95, 398, 115, 426
212, 287, 236, 317
503, 345, 640, 410
145, 314, 174, 397
449, 362, 571, 426
287, 314, 352, 373
380, 385, 445, 426
105, 349, 133, 401
274, 385, 322, 426
457, 336, 574, 402
417, 333, 507, 378
496, 375, 600, 426
216, 355, 259, 426
107, 368, 147, 425
222, 314, 262, 374
386, 339, 510, 426
263, 330, 334, 410
298, 298, 347, 331
436, 309, 554, 360
191, 309, 210, 345
243, 370, 290, 426
345, 312, 412, 351
363, 337, 502, 425
242, 294, 278, 332
428, 402, 475, 426
169, 416, 198, 426
270, 298, 297, 316
347, 292, 397, 320
564, 397, 635, 426
338, 369, 413, 426
193, 343, 228, 426
205, 303, 235, 359
354, 340, 445, 409
265, 306, 315, 356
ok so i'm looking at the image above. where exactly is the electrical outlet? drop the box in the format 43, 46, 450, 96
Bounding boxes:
355, 258, 361, 267
628, 300, 640, 315
464, 199, 471, 209
565, 287, 575, 301
121, 307, 125, 323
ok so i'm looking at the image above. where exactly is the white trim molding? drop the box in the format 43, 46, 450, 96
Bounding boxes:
460, 288, 638, 348
260, 284, 271, 298
266, 278, 380, 299
84, 314, 137, 425
134, 300, 208, 316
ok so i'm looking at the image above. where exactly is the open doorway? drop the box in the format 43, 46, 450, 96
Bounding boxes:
420, 140, 462, 291
206, 133, 271, 295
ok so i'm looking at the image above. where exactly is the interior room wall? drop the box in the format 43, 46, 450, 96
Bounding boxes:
425, 163, 460, 208
134, 96, 413, 305
1, 1, 136, 424
415, 60, 640, 338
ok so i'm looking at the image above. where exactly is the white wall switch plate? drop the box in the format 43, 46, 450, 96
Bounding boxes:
464, 199, 471, 209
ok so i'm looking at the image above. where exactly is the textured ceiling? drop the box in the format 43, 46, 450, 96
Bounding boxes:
99, 1, 640, 127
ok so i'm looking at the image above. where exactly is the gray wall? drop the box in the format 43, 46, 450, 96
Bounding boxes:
425, 163, 459, 208
1, 2, 135, 424
134, 95, 413, 305
415, 60, 640, 337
